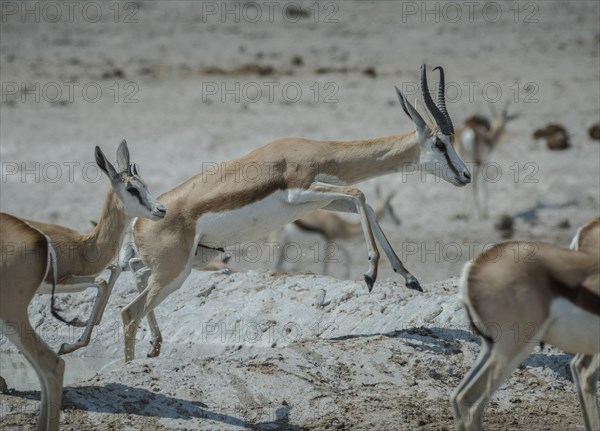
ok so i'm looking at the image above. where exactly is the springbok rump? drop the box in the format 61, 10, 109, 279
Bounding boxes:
1, 214, 62, 431
452, 216, 600, 430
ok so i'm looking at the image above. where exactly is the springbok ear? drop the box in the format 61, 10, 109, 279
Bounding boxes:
415, 98, 436, 130
395, 86, 427, 137
116, 139, 130, 173
95, 146, 120, 183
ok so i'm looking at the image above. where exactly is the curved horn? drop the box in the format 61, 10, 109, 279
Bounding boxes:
421, 65, 446, 128
421, 64, 452, 135
432, 66, 454, 133
128, 163, 138, 176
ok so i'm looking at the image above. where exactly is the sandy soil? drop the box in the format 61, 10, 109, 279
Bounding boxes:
1, 1, 599, 430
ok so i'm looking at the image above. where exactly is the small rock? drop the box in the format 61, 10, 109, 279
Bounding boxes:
363, 67, 377, 78
494, 214, 514, 238
588, 123, 600, 141
101, 68, 125, 80
533, 123, 570, 150
556, 219, 570, 229
428, 369, 443, 380
0, 376, 7, 392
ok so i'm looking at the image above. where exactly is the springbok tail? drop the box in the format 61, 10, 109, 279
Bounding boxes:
48, 242, 69, 324
459, 261, 494, 345
48, 241, 85, 326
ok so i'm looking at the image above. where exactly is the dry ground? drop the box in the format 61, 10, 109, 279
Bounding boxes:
1, 1, 599, 430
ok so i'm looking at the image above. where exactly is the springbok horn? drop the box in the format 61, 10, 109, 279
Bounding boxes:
421, 64, 452, 135
432, 66, 454, 133
128, 163, 138, 176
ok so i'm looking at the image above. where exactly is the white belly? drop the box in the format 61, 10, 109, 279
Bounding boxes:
37, 280, 99, 295
195, 190, 329, 247
543, 298, 600, 354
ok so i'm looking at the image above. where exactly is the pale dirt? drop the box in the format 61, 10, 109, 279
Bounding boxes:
0, 1, 599, 430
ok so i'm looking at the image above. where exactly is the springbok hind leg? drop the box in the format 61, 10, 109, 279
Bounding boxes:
455, 341, 536, 430
571, 353, 600, 431
451, 342, 492, 431
58, 267, 124, 354
2, 317, 64, 431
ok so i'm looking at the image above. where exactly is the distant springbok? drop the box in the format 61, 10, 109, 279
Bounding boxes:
452, 216, 600, 430
456, 105, 518, 219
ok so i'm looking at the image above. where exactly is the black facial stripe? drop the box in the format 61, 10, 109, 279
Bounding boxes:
129, 188, 145, 207
136, 194, 145, 207
443, 150, 460, 177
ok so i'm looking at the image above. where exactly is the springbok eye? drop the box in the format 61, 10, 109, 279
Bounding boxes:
435, 139, 447, 153
127, 187, 140, 196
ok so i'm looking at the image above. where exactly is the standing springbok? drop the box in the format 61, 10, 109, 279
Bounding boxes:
120, 64, 471, 361
272, 186, 400, 277
455, 105, 518, 219
3, 141, 166, 358
1, 214, 62, 431
452, 216, 600, 431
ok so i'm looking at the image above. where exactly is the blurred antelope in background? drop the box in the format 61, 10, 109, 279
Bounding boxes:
272, 185, 400, 277
455, 104, 519, 219
452, 216, 600, 430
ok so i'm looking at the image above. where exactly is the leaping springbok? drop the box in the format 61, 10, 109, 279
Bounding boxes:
452, 216, 600, 430
120, 64, 471, 362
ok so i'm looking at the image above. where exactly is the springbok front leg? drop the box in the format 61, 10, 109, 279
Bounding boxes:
128, 258, 166, 358
364, 204, 422, 291
121, 231, 199, 362
317, 199, 421, 291
121, 266, 193, 362
571, 353, 600, 431
291, 182, 380, 290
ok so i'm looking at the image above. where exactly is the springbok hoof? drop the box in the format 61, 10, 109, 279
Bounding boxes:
364, 274, 376, 292
406, 278, 423, 292
58, 343, 71, 355
147, 344, 161, 358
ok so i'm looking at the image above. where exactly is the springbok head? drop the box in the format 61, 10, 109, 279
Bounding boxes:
95, 140, 166, 220
395, 65, 471, 187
